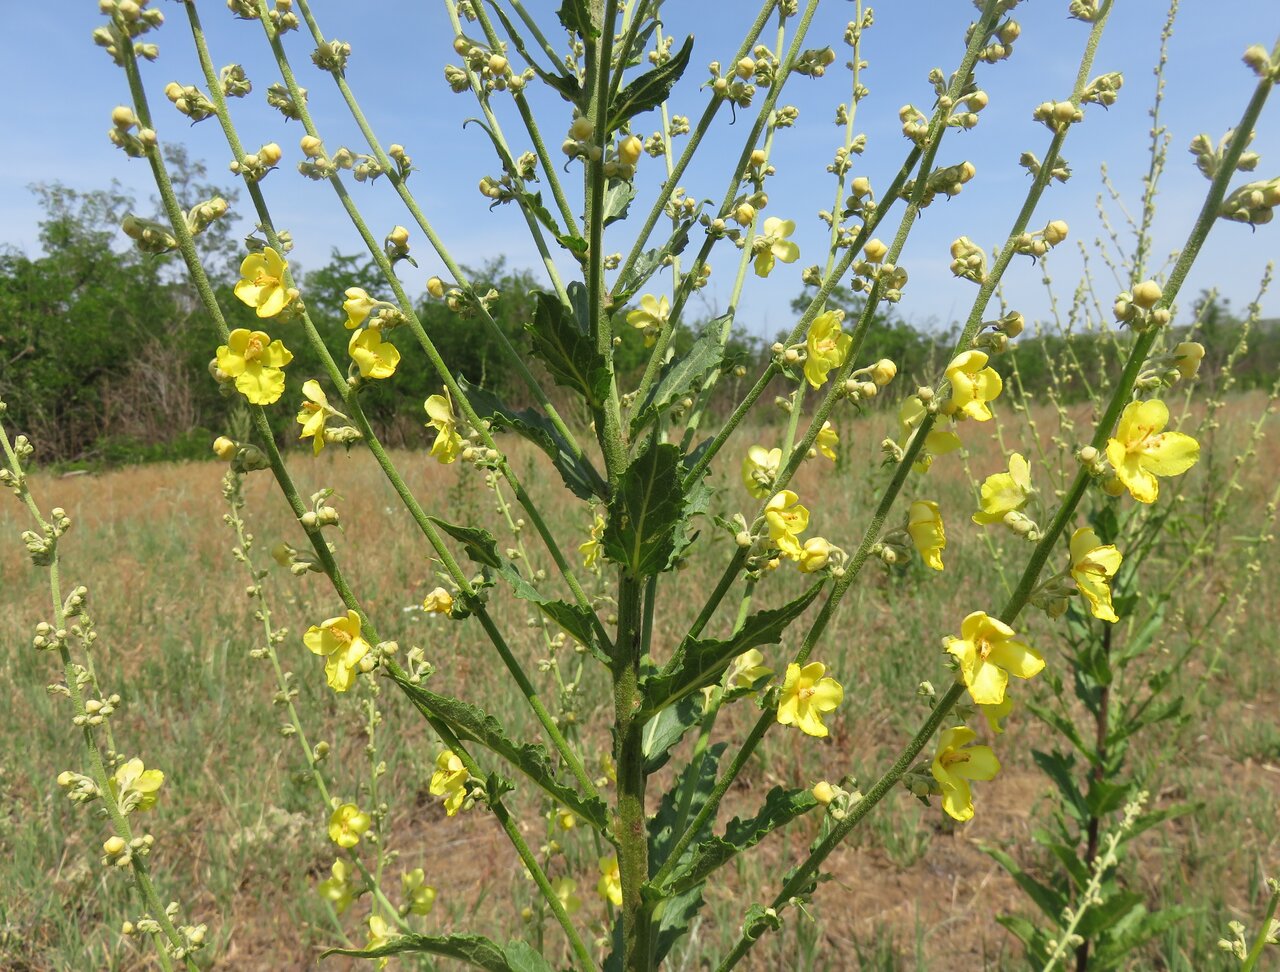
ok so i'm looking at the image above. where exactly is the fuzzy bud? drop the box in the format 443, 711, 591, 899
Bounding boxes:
1131, 279, 1163, 309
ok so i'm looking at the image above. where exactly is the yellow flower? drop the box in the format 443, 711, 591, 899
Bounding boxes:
871, 358, 898, 386
804, 311, 852, 388
349, 326, 401, 379
234, 246, 294, 318
109, 758, 164, 814
625, 294, 670, 347
764, 490, 809, 560
296, 379, 344, 455
303, 610, 372, 693
725, 648, 773, 690
318, 859, 357, 915
776, 662, 843, 738
597, 856, 622, 907
945, 611, 1044, 706
328, 803, 371, 848
741, 445, 781, 498
366, 914, 391, 955
898, 397, 961, 471
343, 287, 379, 330
907, 500, 945, 570
1069, 527, 1123, 622
930, 726, 1001, 822
973, 452, 1034, 525
429, 750, 469, 817
980, 696, 1015, 735
216, 328, 293, 405
1172, 341, 1205, 380
814, 421, 838, 461
401, 869, 437, 916
1105, 399, 1200, 504
753, 216, 800, 277
796, 536, 833, 573
422, 587, 454, 615
945, 349, 1002, 421
552, 877, 582, 915
424, 390, 464, 464
579, 513, 606, 568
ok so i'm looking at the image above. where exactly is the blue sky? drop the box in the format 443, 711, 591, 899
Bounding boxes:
4, 1, 1278, 338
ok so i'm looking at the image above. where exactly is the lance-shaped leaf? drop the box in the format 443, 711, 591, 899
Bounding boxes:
658, 787, 819, 895
458, 377, 607, 500
325, 933, 552, 971
602, 440, 686, 578
630, 320, 727, 435
516, 189, 588, 256
429, 516, 606, 660
525, 290, 610, 408
641, 581, 824, 715
603, 178, 636, 226
613, 231, 696, 310
608, 35, 693, 131
390, 672, 608, 832
641, 694, 702, 773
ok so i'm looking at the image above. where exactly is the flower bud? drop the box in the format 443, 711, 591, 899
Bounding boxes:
103, 836, 127, 856
300, 135, 324, 158
569, 115, 594, 141
732, 202, 756, 226
212, 436, 237, 461
750, 148, 767, 166
1043, 220, 1069, 246
871, 359, 897, 386
735, 57, 756, 80
863, 238, 888, 263
258, 142, 282, 166
1173, 341, 1205, 379
387, 225, 410, 248
617, 135, 643, 167
812, 781, 836, 805
1131, 279, 1162, 309
426, 276, 446, 299
111, 106, 136, 129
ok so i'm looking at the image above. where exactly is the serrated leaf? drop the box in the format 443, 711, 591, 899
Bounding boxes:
458, 377, 606, 500
603, 440, 685, 578
557, 0, 597, 40
612, 220, 693, 304
604, 178, 637, 226
501, 940, 556, 972
642, 581, 824, 714
389, 672, 609, 832
649, 743, 725, 868
608, 35, 693, 131
642, 695, 702, 773
662, 787, 818, 894
525, 290, 610, 408
630, 321, 727, 435
324, 932, 509, 967
430, 516, 503, 569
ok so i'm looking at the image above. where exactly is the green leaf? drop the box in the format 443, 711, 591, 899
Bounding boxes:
608, 35, 693, 131
556, 0, 597, 40
458, 377, 607, 500
324, 932, 509, 967
994, 916, 1053, 965
641, 581, 824, 714
641, 695, 702, 773
612, 219, 693, 305
517, 190, 588, 256
649, 743, 725, 868
662, 787, 818, 894
525, 290, 610, 408
983, 845, 1068, 922
388, 671, 609, 832
428, 515, 605, 660
602, 440, 686, 578
1091, 906, 1200, 967
501, 940, 556, 972
630, 320, 727, 435
603, 178, 637, 226
1075, 890, 1144, 940
1029, 748, 1089, 824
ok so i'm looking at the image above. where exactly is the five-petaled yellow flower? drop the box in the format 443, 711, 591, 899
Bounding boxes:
777, 662, 844, 738
1069, 527, 1123, 622
402, 869, 437, 915
907, 500, 945, 570
765, 490, 810, 560
552, 877, 582, 915
973, 452, 1033, 525
898, 397, 962, 472
328, 802, 372, 848
317, 859, 357, 915
741, 445, 781, 498
804, 310, 852, 388
726, 649, 773, 691
814, 421, 838, 461
1105, 399, 1199, 504
296, 379, 344, 455
945, 611, 1044, 706
366, 914, 391, 958
429, 749, 469, 817
423, 389, 464, 464
234, 246, 295, 318
110, 758, 164, 814
597, 856, 622, 907
753, 216, 800, 277
216, 328, 293, 405
579, 513, 606, 568
343, 287, 379, 329
944, 350, 1003, 421
931, 726, 1001, 822
349, 326, 401, 379
625, 294, 670, 348
304, 610, 372, 693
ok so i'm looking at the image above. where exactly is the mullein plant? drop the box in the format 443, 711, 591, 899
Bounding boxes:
57, 0, 1280, 967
